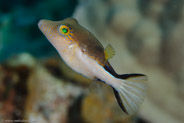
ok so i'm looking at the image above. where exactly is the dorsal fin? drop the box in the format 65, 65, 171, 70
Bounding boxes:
104, 44, 115, 60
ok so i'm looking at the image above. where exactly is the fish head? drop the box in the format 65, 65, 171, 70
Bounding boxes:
38, 18, 79, 50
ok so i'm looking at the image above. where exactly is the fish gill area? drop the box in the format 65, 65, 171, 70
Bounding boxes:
0, 0, 184, 123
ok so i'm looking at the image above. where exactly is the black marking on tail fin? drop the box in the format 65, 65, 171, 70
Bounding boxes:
118, 73, 146, 80
104, 64, 146, 80
113, 88, 128, 114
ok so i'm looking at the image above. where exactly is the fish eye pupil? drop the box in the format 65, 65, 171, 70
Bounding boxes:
62, 28, 68, 33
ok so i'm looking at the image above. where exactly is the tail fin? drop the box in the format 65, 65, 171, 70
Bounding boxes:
113, 73, 147, 115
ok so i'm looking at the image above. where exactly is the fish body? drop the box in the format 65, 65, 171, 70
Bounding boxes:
38, 18, 147, 115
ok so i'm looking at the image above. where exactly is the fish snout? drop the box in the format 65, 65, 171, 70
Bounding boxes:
38, 19, 49, 31
38, 19, 56, 39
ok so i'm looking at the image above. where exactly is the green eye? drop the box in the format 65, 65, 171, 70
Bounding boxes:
59, 25, 74, 41
62, 28, 68, 33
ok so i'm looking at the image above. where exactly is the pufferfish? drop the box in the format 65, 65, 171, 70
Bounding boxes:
38, 18, 147, 115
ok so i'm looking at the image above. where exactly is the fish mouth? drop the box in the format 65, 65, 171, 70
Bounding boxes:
38, 19, 61, 45
38, 19, 56, 39
38, 19, 49, 32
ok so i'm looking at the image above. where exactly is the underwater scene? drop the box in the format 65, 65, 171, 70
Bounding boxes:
0, 0, 184, 123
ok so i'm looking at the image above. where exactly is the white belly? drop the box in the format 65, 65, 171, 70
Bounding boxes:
59, 45, 95, 78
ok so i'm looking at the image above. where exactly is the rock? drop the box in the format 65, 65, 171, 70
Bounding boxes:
25, 64, 85, 123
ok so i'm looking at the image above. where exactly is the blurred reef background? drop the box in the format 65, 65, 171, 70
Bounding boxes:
0, 0, 184, 123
